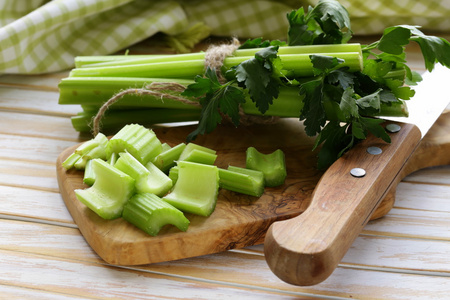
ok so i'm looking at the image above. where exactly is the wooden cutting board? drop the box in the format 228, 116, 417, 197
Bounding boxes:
56, 112, 450, 266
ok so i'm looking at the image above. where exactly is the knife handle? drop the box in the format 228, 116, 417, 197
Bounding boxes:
264, 122, 421, 286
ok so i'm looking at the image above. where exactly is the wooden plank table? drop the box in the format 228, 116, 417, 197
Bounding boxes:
0, 38, 449, 299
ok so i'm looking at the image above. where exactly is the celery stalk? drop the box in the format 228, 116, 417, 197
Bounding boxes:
178, 143, 217, 165
75, 55, 168, 68
218, 166, 264, 197
83, 159, 96, 186
73, 155, 88, 170
225, 52, 363, 77
74, 133, 108, 156
68, 51, 362, 79
69, 59, 206, 79
122, 193, 190, 236
246, 147, 287, 187
58, 77, 198, 108
168, 166, 179, 184
58, 77, 300, 113
163, 161, 220, 217
62, 152, 81, 170
74, 44, 362, 68
145, 161, 173, 196
114, 151, 172, 197
75, 159, 135, 219
378, 100, 409, 117
62, 133, 108, 170
107, 152, 118, 166
106, 124, 163, 164
169, 164, 265, 196
161, 143, 172, 152
152, 142, 186, 172
73, 139, 100, 156
70, 108, 201, 133
74, 145, 107, 170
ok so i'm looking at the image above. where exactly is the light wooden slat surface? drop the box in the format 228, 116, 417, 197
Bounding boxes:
0, 38, 449, 299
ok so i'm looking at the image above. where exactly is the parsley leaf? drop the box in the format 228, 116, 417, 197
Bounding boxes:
359, 117, 391, 143
182, 67, 221, 98
300, 55, 346, 136
299, 79, 327, 136
287, 0, 352, 46
182, 67, 246, 142
339, 87, 359, 119
366, 24, 450, 72
356, 89, 381, 111
377, 26, 411, 55
234, 46, 281, 114
239, 37, 286, 49
327, 68, 355, 89
313, 121, 353, 170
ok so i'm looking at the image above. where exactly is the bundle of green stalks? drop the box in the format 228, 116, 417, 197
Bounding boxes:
59, 0, 450, 168
59, 43, 391, 133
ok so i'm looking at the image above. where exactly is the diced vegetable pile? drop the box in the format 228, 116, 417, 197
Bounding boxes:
58, 0, 450, 170
63, 124, 287, 236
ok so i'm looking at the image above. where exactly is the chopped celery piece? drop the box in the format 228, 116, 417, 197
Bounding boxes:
83, 159, 96, 186
163, 161, 219, 217
219, 166, 265, 197
107, 151, 118, 166
227, 165, 265, 178
106, 124, 162, 164
178, 143, 217, 165
144, 161, 173, 195
74, 155, 88, 170
122, 193, 190, 236
161, 143, 172, 152
75, 133, 108, 157
168, 165, 179, 184
75, 159, 135, 219
74, 139, 99, 156
62, 133, 109, 170
62, 152, 81, 170
246, 147, 287, 187
169, 164, 265, 197
93, 132, 109, 147
73, 145, 108, 170
145, 162, 173, 197
152, 142, 186, 172
114, 152, 172, 197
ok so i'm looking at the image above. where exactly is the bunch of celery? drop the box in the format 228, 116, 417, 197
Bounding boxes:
59, 0, 450, 168
59, 43, 364, 133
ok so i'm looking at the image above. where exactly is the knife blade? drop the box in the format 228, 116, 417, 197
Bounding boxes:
263, 64, 450, 286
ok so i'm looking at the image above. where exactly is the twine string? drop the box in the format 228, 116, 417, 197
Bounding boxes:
91, 82, 201, 136
204, 37, 240, 82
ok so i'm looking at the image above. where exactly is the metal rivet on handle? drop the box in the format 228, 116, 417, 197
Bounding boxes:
350, 168, 366, 178
386, 123, 401, 133
367, 146, 382, 155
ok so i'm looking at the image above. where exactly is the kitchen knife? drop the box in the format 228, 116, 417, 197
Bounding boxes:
264, 64, 450, 286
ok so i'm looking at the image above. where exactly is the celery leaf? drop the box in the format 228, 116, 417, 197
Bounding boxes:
287, 0, 352, 46
299, 79, 326, 136
234, 46, 280, 114
183, 67, 245, 142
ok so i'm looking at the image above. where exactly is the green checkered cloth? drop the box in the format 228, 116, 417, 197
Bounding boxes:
1, 0, 449, 75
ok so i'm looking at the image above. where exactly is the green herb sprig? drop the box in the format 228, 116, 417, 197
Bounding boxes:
183, 0, 450, 169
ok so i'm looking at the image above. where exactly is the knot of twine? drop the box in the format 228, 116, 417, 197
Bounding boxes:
204, 37, 240, 83
91, 38, 279, 136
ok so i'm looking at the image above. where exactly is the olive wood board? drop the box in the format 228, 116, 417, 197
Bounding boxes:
56, 111, 450, 266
